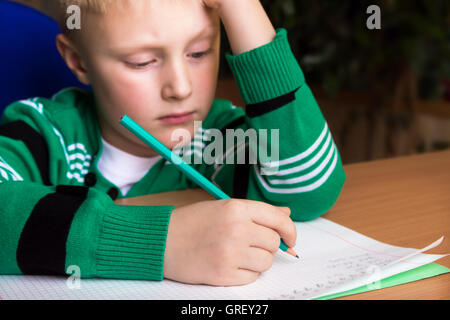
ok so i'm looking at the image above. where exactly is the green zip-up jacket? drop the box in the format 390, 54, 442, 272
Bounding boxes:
0, 29, 345, 280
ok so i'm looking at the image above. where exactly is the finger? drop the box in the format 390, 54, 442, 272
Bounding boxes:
279, 206, 291, 216
240, 247, 274, 273
245, 201, 297, 248
249, 224, 280, 253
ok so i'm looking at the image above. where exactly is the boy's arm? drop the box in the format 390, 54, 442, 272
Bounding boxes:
202, 1, 346, 221
213, 0, 276, 55
0, 102, 174, 280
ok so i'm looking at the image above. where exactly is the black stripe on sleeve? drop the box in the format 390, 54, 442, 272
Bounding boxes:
16, 185, 89, 275
0, 120, 51, 185
232, 144, 250, 199
245, 87, 300, 118
217, 117, 251, 198
219, 116, 245, 136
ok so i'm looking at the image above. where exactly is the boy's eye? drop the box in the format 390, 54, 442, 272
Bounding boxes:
127, 60, 155, 69
190, 49, 212, 59
125, 49, 212, 69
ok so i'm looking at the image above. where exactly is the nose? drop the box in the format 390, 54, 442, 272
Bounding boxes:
161, 58, 193, 101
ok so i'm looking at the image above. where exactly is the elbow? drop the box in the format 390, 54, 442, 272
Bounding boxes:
290, 167, 346, 222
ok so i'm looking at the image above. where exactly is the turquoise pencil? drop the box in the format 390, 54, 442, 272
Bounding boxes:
119, 114, 298, 258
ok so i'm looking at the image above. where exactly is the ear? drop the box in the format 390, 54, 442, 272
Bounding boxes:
55, 33, 90, 85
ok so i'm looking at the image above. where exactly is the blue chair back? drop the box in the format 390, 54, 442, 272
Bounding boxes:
0, 1, 88, 116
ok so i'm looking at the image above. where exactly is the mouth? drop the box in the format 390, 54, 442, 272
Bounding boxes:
158, 111, 195, 125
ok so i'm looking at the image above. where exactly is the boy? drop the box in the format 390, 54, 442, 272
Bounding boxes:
0, 0, 345, 286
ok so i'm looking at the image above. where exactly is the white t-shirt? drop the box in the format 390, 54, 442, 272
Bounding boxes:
97, 138, 162, 196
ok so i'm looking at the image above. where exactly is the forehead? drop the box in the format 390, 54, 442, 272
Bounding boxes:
82, 0, 220, 50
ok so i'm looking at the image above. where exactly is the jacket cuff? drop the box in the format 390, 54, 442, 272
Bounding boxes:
95, 203, 174, 281
225, 28, 305, 105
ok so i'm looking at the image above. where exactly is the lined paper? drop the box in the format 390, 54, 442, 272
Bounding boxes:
0, 218, 447, 300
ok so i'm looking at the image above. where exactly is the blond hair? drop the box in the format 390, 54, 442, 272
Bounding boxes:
58, 0, 116, 14
56, 0, 128, 34
56, 0, 190, 34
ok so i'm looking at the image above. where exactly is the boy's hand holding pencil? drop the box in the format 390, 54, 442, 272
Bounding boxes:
163, 199, 297, 286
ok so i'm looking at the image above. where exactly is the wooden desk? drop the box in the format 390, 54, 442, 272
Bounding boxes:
116, 150, 450, 299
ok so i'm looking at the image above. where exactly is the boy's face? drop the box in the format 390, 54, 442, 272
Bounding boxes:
73, 0, 221, 157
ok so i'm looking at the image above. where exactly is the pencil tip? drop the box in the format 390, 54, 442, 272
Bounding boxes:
295, 255, 299, 259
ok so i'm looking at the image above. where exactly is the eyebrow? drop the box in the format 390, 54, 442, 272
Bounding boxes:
111, 27, 217, 54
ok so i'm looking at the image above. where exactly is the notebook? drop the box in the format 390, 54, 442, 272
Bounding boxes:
0, 217, 448, 300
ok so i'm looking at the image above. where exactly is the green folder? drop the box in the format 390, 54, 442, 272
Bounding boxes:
313, 263, 449, 300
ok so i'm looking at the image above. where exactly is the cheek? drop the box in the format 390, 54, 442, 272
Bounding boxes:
192, 60, 219, 108
95, 65, 156, 115
196, 68, 217, 93
112, 81, 152, 113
